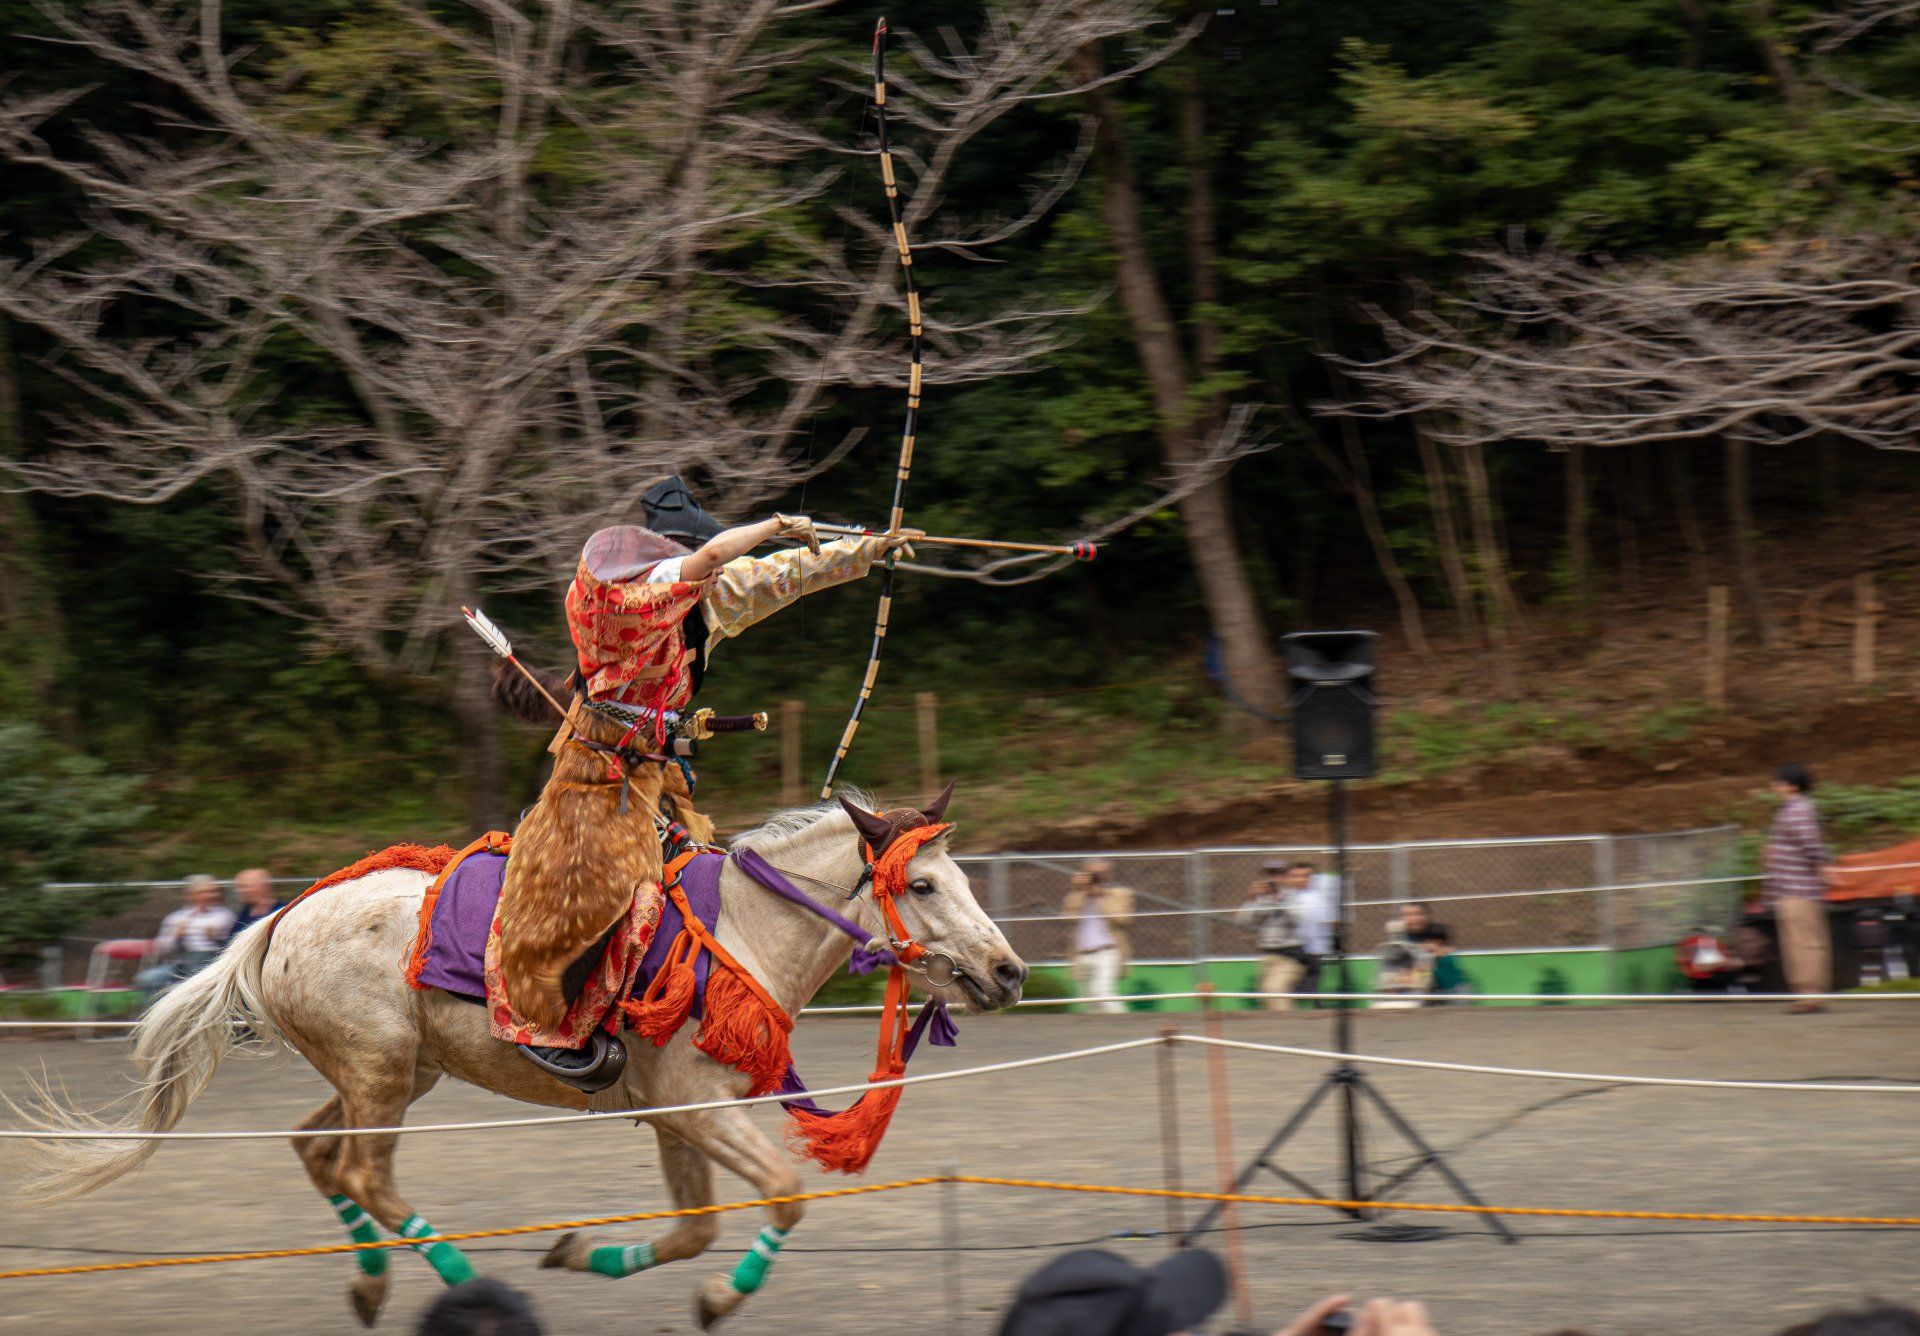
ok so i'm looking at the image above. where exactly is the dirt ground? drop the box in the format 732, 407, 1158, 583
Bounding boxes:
2, 1006, 1917, 1336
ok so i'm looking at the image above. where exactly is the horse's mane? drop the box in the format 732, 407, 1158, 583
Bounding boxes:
729, 793, 869, 852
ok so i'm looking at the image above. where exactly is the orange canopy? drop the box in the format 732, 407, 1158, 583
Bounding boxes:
1825, 838, 1920, 902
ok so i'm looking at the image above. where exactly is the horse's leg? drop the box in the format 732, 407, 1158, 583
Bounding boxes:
541, 1125, 722, 1278
661, 1107, 807, 1330
325, 1063, 475, 1319
292, 1096, 395, 1327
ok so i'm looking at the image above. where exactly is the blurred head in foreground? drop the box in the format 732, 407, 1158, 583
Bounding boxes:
416, 1278, 542, 1336
998, 1247, 1227, 1336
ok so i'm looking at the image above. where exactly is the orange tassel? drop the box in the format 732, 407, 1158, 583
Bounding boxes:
696, 966, 794, 1096
621, 929, 698, 1043
785, 1085, 904, 1175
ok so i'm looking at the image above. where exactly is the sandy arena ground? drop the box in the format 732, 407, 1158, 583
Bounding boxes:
1, 1004, 1916, 1336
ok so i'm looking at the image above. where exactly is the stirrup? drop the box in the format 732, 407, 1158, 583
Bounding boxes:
516, 1030, 628, 1093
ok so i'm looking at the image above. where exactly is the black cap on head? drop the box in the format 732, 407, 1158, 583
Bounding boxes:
997, 1248, 1228, 1336
642, 474, 725, 547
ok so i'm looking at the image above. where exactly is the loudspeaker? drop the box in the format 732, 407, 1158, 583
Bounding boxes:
1284, 631, 1378, 780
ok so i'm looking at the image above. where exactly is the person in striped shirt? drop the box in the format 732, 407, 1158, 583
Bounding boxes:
1763, 762, 1832, 1013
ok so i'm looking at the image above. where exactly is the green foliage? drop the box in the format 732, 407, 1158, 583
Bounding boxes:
0, 722, 149, 970
1807, 779, 1920, 846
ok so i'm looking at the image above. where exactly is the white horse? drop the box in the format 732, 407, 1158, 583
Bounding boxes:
18, 792, 1025, 1329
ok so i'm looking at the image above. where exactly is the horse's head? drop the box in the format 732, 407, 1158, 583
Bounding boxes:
839, 786, 1027, 1013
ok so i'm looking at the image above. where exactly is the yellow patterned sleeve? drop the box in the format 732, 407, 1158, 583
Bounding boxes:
699, 535, 888, 647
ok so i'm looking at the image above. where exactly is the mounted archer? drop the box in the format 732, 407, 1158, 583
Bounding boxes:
493, 479, 917, 1087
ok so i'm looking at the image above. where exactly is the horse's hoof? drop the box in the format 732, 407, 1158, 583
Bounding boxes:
349, 1272, 389, 1328
695, 1276, 743, 1330
540, 1231, 588, 1272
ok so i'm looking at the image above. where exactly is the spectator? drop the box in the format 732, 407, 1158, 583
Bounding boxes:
227, 868, 284, 943
997, 1246, 1226, 1336
1063, 859, 1133, 1015
1675, 924, 1738, 993
1236, 860, 1317, 1010
134, 875, 236, 998
1764, 762, 1832, 1013
417, 1278, 543, 1336
1387, 902, 1470, 1002
1273, 1294, 1439, 1336
1776, 1303, 1920, 1336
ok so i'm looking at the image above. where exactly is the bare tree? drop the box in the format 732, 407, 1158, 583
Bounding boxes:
0, 0, 1181, 822
1330, 237, 1920, 646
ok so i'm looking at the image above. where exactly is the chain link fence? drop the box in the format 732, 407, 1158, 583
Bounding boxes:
22, 828, 1744, 987
957, 825, 1744, 966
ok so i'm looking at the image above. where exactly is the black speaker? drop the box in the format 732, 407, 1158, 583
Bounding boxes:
1284, 631, 1378, 780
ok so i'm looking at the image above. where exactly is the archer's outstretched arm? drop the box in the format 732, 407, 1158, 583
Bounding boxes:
679, 516, 806, 583
699, 531, 916, 646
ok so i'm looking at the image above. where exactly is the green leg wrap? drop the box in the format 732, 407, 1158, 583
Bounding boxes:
728, 1225, 789, 1296
328, 1194, 387, 1277
399, 1213, 476, 1287
587, 1242, 658, 1278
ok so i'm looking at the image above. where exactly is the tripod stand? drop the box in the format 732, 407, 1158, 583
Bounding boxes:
1181, 781, 1517, 1245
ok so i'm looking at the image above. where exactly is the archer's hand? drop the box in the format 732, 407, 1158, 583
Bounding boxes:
878, 528, 923, 559
771, 514, 821, 555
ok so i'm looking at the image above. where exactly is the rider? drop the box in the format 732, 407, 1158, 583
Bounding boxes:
499, 477, 916, 1084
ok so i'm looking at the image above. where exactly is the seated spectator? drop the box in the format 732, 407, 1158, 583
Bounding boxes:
1675, 924, 1739, 993
998, 1247, 1226, 1336
227, 868, 284, 943
417, 1278, 543, 1336
134, 875, 237, 999
1372, 941, 1425, 1008
1385, 902, 1470, 1004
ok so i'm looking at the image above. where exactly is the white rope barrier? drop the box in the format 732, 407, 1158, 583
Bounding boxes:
1171, 1033, 1920, 1094
0, 1038, 1165, 1142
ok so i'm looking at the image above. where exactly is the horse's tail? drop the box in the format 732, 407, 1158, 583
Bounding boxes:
14, 918, 281, 1205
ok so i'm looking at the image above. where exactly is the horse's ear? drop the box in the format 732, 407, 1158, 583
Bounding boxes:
838, 795, 899, 852
921, 781, 956, 826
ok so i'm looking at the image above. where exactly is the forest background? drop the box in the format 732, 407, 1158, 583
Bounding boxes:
6, 0, 1920, 964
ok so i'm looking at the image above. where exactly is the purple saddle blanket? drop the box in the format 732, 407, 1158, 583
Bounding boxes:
410, 849, 725, 1014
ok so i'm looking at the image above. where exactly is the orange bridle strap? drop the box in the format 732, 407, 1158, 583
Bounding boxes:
861, 822, 951, 965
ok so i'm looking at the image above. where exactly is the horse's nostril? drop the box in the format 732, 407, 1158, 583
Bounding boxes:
992, 959, 1029, 991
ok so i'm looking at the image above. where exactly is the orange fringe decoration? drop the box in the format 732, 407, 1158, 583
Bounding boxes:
619, 859, 794, 1096
268, 841, 462, 947
695, 966, 793, 1096
622, 928, 700, 1042
784, 822, 951, 1175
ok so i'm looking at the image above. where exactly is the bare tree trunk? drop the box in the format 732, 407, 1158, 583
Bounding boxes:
1177, 61, 1221, 404
1564, 444, 1590, 612
1456, 441, 1520, 690
452, 623, 511, 832
1743, 0, 1805, 111
1080, 49, 1283, 716
0, 317, 67, 711
1665, 444, 1710, 585
1724, 438, 1777, 645
1338, 416, 1431, 654
1412, 417, 1477, 637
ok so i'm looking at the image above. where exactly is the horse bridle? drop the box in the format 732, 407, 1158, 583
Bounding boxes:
757, 842, 962, 990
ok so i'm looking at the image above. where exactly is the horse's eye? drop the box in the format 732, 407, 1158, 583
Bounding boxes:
909, 878, 934, 896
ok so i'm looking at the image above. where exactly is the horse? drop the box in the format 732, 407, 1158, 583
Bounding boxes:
16, 790, 1027, 1329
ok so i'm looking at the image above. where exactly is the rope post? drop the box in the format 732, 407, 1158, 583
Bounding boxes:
918, 690, 941, 798
940, 1159, 963, 1336
780, 699, 804, 807
1854, 572, 1879, 685
1156, 1023, 1185, 1248
1706, 585, 1729, 707
1197, 984, 1253, 1327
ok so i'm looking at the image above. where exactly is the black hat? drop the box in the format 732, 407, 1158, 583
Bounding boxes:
997, 1248, 1229, 1336
642, 474, 725, 547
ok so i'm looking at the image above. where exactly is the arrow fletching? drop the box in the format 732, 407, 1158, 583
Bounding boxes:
462, 606, 514, 661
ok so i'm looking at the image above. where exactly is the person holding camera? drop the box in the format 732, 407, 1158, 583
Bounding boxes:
1236, 860, 1316, 1010
1063, 859, 1133, 1014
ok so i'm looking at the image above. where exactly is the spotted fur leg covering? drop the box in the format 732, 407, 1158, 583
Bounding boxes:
398, 1214, 477, 1286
